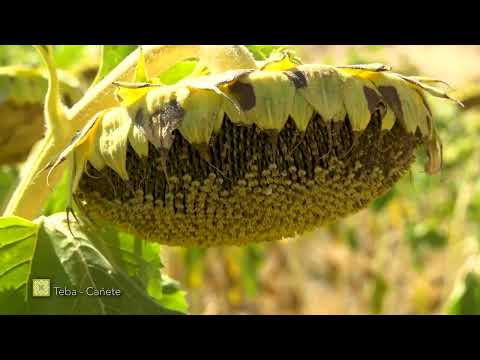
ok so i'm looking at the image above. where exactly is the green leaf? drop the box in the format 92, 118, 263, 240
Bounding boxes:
0, 216, 38, 295
0, 287, 28, 314
156, 274, 189, 314
156, 60, 199, 85
53, 45, 95, 71
245, 45, 288, 61
134, 47, 149, 83
0, 46, 39, 67
91, 45, 137, 86
26, 213, 183, 314
0, 212, 186, 314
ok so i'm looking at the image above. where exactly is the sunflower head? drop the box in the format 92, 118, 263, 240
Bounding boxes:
0, 66, 83, 164
48, 50, 461, 247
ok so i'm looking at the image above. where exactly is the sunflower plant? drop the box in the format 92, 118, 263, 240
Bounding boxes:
0, 45, 463, 314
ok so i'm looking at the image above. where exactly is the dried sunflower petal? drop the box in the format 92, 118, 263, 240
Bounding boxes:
97, 107, 132, 180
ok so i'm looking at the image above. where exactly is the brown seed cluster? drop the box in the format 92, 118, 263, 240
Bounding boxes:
77, 112, 421, 246
0, 102, 44, 165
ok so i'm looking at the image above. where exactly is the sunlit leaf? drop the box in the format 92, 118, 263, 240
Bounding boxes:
0, 216, 37, 297
28, 213, 183, 314
91, 45, 137, 86
156, 60, 199, 85
0, 212, 186, 314
245, 45, 288, 61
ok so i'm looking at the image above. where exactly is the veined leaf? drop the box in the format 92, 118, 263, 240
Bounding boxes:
28, 213, 184, 314
91, 45, 137, 87
0, 216, 38, 298
0, 212, 186, 314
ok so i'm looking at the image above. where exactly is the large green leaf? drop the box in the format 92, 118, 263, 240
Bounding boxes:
91, 45, 137, 86
0, 213, 187, 314
27, 213, 184, 314
0, 216, 38, 298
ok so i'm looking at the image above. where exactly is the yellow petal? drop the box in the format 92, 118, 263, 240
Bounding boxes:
97, 107, 132, 180
177, 87, 224, 145
88, 145, 106, 172
367, 72, 429, 135
114, 82, 152, 107
296, 64, 346, 122
290, 92, 314, 132
128, 118, 149, 158
381, 106, 396, 131
339, 70, 383, 131
45, 111, 103, 176
71, 139, 92, 193
238, 71, 295, 130
134, 46, 149, 83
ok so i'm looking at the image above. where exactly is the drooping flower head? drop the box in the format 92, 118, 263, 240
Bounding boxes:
46, 49, 460, 246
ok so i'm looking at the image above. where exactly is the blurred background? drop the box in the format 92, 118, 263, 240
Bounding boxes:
1, 45, 479, 314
